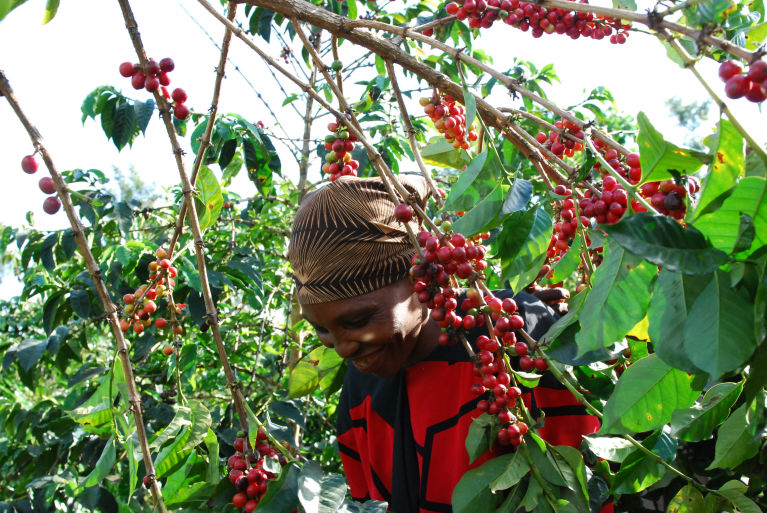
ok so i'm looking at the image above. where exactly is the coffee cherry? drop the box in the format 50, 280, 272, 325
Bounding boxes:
519, 355, 534, 371
394, 203, 414, 223
163, 345, 174, 356
145, 76, 160, 93
234, 437, 246, 453
155, 317, 167, 329
43, 196, 61, 215
173, 103, 190, 121
159, 57, 175, 73
245, 500, 258, 512
21, 155, 38, 174
171, 88, 188, 103
331, 60, 343, 72
725, 75, 750, 99
233, 492, 247, 508
718, 60, 742, 82
533, 356, 548, 371
38, 177, 56, 194
131, 71, 146, 90
119, 62, 137, 77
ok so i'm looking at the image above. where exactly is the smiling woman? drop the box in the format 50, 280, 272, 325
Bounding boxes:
287, 175, 604, 513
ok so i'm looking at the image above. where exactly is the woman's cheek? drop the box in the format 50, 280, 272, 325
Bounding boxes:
359, 331, 376, 342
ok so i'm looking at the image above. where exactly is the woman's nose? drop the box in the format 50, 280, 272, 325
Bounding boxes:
331, 334, 361, 360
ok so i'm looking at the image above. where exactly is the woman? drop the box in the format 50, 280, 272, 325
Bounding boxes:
288, 175, 602, 513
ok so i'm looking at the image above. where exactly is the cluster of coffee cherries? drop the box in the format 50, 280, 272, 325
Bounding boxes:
719, 59, 767, 103
636, 177, 699, 219
548, 185, 582, 258
118, 57, 190, 120
321, 120, 360, 182
420, 94, 478, 150
119, 248, 183, 344
227, 430, 284, 512
20, 153, 61, 215
535, 118, 585, 159
444, 0, 631, 43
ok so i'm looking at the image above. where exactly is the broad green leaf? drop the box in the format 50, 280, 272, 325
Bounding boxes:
80, 436, 116, 489
203, 428, 219, 483
153, 424, 193, 479
648, 269, 711, 374
694, 119, 744, 219
500, 178, 533, 216
465, 413, 494, 464
601, 354, 699, 434
297, 461, 347, 513
611, 431, 672, 493
288, 346, 323, 398
637, 112, 705, 184
526, 440, 566, 487
346, 0, 357, 19
183, 401, 212, 451
670, 381, 743, 442
552, 445, 590, 511
258, 464, 301, 513
489, 450, 529, 491
453, 184, 504, 236
112, 102, 137, 150
42, 0, 59, 24
582, 436, 636, 463
519, 474, 543, 511
575, 242, 656, 356
497, 206, 552, 293
150, 405, 192, 450
683, 271, 757, 379
318, 346, 344, 393
16, 338, 46, 372
708, 403, 761, 469
196, 165, 223, 232
717, 487, 762, 513
547, 237, 582, 284
695, 177, 767, 255
420, 137, 471, 169
134, 99, 154, 135
463, 84, 477, 131
443, 150, 488, 211
452, 453, 512, 513
603, 213, 727, 274
126, 430, 138, 502
667, 484, 705, 513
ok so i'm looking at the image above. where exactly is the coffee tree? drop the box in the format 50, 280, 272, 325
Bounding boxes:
1, 0, 765, 512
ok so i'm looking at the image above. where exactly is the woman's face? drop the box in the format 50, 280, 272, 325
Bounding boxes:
300, 279, 439, 378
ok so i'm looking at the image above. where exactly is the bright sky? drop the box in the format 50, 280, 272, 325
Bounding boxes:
1, 0, 765, 298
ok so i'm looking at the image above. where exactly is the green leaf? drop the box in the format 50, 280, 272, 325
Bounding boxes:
451, 453, 512, 513
42, 0, 59, 24
420, 137, 471, 169
203, 428, 219, 483
637, 112, 705, 184
443, 150, 488, 211
463, 84, 477, 131
69, 289, 92, 319
610, 431, 671, 494
288, 346, 323, 398
297, 461, 347, 513
465, 413, 494, 465
695, 177, 767, 255
16, 338, 47, 372
647, 269, 711, 374
183, 401, 212, 451
500, 178, 533, 215
257, 464, 301, 513
670, 381, 743, 442
575, 242, 656, 356
489, 450, 529, 491
708, 403, 761, 469
497, 206, 552, 293
196, 165, 223, 232
582, 436, 636, 463
150, 405, 192, 450
694, 120, 744, 219
154, 424, 192, 479
603, 213, 727, 274
80, 436, 117, 489
346, 0, 357, 19
548, 237, 582, 284
550, 445, 590, 511
219, 138, 238, 170
667, 484, 706, 513
453, 184, 504, 236
683, 271, 757, 379
134, 99, 154, 135
717, 487, 763, 513
111, 102, 137, 150
600, 354, 699, 434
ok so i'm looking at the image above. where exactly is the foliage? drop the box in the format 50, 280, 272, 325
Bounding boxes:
1, 0, 766, 512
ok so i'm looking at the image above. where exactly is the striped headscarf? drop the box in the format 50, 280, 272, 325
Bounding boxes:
288, 175, 431, 305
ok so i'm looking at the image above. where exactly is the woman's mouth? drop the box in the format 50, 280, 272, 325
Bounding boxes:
352, 346, 384, 373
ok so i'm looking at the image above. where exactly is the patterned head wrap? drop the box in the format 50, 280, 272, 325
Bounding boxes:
288, 175, 431, 305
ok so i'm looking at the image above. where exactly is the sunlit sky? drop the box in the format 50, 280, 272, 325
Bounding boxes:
1, 0, 765, 297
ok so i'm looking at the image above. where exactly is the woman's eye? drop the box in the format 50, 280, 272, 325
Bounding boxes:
343, 317, 369, 329
313, 325, 329, 334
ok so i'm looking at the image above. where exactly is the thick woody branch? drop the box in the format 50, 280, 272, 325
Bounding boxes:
0, 70, 168, 513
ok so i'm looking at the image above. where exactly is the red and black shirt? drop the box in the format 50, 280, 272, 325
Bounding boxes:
336, 291, 605, 513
